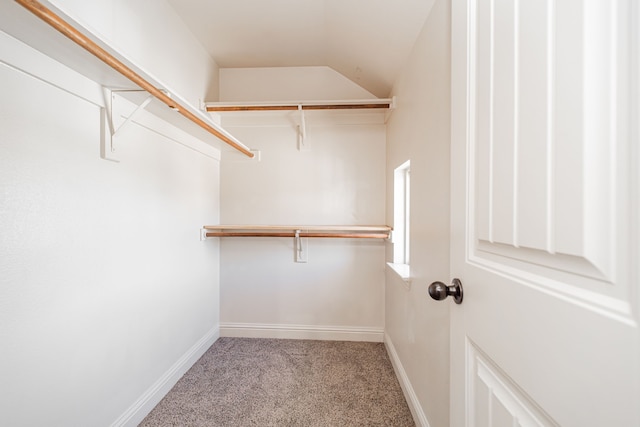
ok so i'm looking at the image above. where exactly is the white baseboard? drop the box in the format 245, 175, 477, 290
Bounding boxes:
384, 333, 431, 427
110, 326, 220, 427
220, 322, 384, 342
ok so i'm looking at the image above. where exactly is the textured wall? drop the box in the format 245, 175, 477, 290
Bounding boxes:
48, 0, 220, 104
384, 0, 452, 425
0, 2, 222, 425
218, 67, 387, 340
219, 66, 375, 101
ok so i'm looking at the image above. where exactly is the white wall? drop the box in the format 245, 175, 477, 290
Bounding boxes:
47, 0, 220, 104
0, 2, 222, 426
384, 0, 451, 426
217, 67, 387, 341
219, 66, 375, 101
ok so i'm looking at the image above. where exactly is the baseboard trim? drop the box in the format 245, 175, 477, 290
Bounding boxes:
220, 322, 384, 342
110, 326, 220, 427
384, 333, 431, 427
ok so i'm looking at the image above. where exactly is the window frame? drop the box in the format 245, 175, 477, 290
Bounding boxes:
392, 160, 411, 266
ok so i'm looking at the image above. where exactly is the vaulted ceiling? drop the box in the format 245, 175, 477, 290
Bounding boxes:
167, 0, 435, 98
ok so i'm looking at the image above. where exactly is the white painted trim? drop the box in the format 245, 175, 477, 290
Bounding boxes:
110, 326, 220, 427
384, 333, 431, 427
220, 322, 384, 342
386, 262, 412, 284
0, 30, 104, 107
219, 111, 387, 128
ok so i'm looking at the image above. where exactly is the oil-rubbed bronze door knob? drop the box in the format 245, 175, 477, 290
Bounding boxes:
428, 278, 463, 304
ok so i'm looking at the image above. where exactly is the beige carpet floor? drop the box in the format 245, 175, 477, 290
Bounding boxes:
140, 337, 415, 426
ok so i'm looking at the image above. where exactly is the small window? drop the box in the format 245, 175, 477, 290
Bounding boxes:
393, 160, 410, 265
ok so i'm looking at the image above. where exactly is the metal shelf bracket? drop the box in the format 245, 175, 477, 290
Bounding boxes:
101, 89, 151, 161
297, 104, 309, 151
294, 229, 308, 263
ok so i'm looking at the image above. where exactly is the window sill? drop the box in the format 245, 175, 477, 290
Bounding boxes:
386, 262, 411, 285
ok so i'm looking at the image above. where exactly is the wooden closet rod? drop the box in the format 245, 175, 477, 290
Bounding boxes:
16, 0, 254, 158
203, 225, 392, 239
206, 103, 391, 113
205, 232, 389, 239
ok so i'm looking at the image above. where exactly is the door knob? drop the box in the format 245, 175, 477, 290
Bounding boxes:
428, 278, 463, 304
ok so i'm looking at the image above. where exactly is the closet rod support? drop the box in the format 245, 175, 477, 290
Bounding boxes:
298, 105, 307, 149
294, 229, 307, 263
111, 92, 153, 139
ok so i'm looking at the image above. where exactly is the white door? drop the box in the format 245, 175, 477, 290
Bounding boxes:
449, 0, 639, 426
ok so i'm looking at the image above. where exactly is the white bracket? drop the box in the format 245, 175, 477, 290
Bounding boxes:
112, 93, 153, 138
100, 89, 152, 162
297, 104, 310, 151
294, 229, 308, 263
100, 106, 118, 162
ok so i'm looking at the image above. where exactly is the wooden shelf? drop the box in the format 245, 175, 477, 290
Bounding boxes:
203, 225, 392, 239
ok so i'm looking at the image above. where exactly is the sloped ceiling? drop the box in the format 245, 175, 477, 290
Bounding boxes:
167, 0, 435, 98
